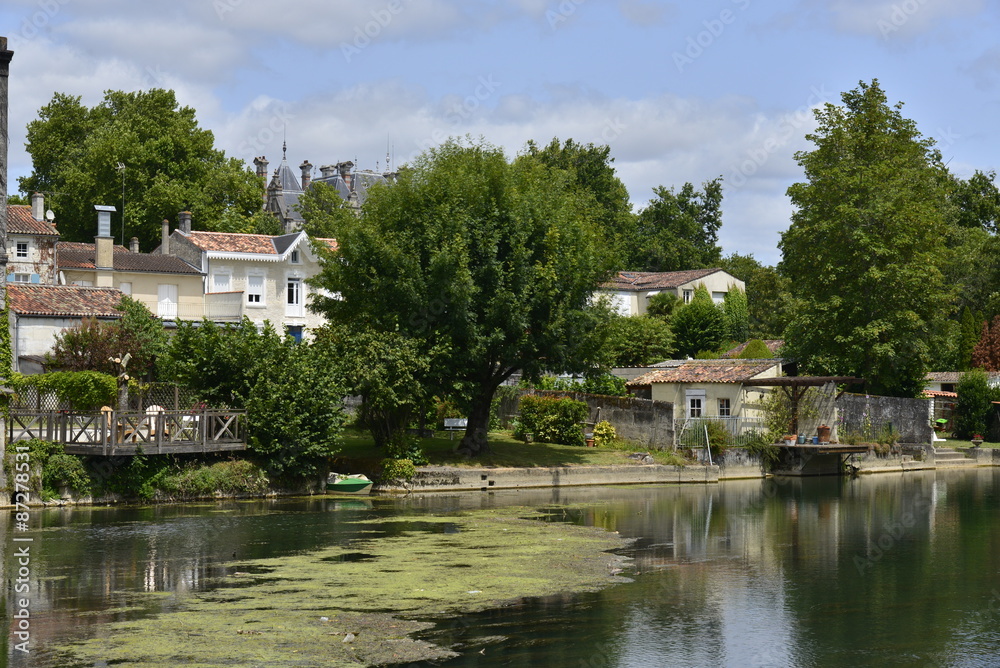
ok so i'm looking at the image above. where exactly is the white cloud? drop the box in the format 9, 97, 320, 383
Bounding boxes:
812, 0, 986, 40
617, 0, 674, 26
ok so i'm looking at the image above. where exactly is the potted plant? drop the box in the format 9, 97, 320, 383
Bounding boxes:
972, 434, 984, 447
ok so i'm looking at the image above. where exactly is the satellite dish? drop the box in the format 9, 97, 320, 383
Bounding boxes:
45, 210, 55, 221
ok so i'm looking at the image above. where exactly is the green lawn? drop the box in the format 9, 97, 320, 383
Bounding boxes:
335, 429, 689, 468
940, 437, 1000, 449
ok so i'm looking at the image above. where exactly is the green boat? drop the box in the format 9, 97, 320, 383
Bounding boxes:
326, 473, 373, 495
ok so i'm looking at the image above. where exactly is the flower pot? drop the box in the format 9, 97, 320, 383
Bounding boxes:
972, 439, 983, 448
585, 438, 595, 448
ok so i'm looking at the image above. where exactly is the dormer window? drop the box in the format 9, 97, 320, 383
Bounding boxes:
290, 249, 301, 264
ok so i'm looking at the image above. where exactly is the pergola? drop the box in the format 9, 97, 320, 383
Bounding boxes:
745, 376, 864, 435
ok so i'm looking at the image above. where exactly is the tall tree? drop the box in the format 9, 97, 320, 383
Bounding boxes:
719, 253, 793, 340
525, 138, 635, 266
779, 80, 951, 397
949, 170, 1000, 232
971, 316, 1000, 371
671, 285, 727, 358
722, 286, 749, 343
19, 89, 263, 250
627, 177, 723, 272
305, 139, 614, 456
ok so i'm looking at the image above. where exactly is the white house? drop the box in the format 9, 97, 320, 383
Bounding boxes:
159, 212, 335, 340
599, 268, 745, 317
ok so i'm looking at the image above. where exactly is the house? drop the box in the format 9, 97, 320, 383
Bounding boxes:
6, 193, 60, 285
7, 284, 124, 373
626, 358, 784, 421
159, 212, 335, 339
252, 146, 395, 232
599, 268, 745, 317
55, 206, 204, 320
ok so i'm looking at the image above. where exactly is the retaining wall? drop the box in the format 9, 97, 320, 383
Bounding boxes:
836, 393, 934, 444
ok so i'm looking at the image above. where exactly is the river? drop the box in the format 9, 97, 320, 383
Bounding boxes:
5, 468, 1000, 667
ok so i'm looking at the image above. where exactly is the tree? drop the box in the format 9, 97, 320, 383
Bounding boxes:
719, 253, 792, 339
671, 285, 727, 358
971, 316, 1000, 371
957, 306, 983, 371
646, 291, 682, 322
305, 139, 614, 455
954, 368, 994, 439
722, 287, 749, 343
19, 89, 263, 250
602, 315, 674, 367
779, 80, 951, 397
627, 178, 723, 272
949, 170, 1000, 232
739, 339, 774, 359
525, 138, 635, 266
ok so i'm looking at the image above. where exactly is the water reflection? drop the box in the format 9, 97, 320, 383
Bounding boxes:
7, 470, 1000, 667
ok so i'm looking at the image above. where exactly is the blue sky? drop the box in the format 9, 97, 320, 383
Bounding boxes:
3, 0, 999, 265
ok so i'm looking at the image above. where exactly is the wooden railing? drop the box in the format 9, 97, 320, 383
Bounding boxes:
9, 409, 247, 455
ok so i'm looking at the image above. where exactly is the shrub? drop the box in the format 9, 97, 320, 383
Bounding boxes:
955, 368, 994, 439
593, 420, 617, 447
385, 431, 428, 465
378, 458, 416, 483
158, 460, 269, 497
9, 371, 117, 411
704, 420, 730, 458
44, 453, 92, 495
739, 339, 774, 359
517, 394, 589, 446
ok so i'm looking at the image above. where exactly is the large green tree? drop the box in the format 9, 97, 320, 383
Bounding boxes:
779, 80, 951, 397
627, 177, 723, 272
671, 285, 727, 358
305, 139, 614, 455
19, 89, 263, 250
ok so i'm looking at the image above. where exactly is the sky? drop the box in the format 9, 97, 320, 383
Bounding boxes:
2, 0, 999, 265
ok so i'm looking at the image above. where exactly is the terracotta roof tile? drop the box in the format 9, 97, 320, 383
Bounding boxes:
8, 284, 123, 317
926, 372, 962, 383
315, 237, 338, 252
603, 268, 725, 291
627, 360, 780, 385
184, 231, 281, 254
57, 243, 201, 274
7, 205, 60, 236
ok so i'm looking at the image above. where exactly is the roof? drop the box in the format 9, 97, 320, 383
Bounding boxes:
926, 372, 962, 383
627, 360, 780, 386
8, 284, 123, 317
722, 339, 784, 358
314, 237, 338, 252
183, 230, 304, 256
603, 268, 728, 291
923, 390, 958, 399
57, 243, 201, 275
7, 205, 60, 236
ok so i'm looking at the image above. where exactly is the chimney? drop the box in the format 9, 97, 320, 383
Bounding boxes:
31, 192, 43, 220
130, 236, 139, 253
0, 37, 14, 281
253, 156, 268, 180
319, 164, 337, 178
300, 160, 312, 190
94, 204, 116, 273
161, 219, 170, 254
178, 211, 192, 234
337, 161, 354, 190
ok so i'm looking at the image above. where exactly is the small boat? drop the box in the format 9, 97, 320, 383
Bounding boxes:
326, 473, 373, 495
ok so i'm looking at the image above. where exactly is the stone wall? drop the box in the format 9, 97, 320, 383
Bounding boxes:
519, 390, 675, 450
836, 393, 933, 445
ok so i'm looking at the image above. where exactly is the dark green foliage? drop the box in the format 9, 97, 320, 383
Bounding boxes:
949, 170, 1000, 232
602, 315, 674, 366
304, 138, 614, 456
627, 177, 723, 272
0, 291, 12, 380
156, 460, 270, 498
646, 291, 682, 322
704, 420, 729, 458
955, 369, 994, 439
19, 89, 263, 250
722, 287, 749, 343
780, 80, 950, 397
739, 339, 774, 359
160, 318, 345, 477
517, 395, 589, 446
377, 458, 416, 483
671, 286, 727, 358
527, 373, 627, 397
43, 453, 92, 495
9, 371, 117, 410
958, 307, 982, 371
3, 439, 62, 496
719, 253, 793, 339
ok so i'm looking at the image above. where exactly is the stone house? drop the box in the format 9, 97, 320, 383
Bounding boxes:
6, 193, 59, 285
599, 268, 745, 317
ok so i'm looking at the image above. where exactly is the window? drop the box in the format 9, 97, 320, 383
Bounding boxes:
688, 397, 702, 418
212, 272, 231, 292
286, 325, 303, 343
71, 279, 93, 287
11, 273, 30, 283
158, 284, 178, 319
118, 282, 132, 296
15, 242, 28, 259
290, 249, 301, 264
683, 289, 693, 304
712, 291, 726, 304
718, 398, 731, 417
247, 275, 264, 305
286, 277, 303, 316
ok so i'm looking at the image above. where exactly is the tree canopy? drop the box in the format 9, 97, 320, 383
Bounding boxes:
19, 89, 264, 250
304, 138, 614, 455
779, 80, 951, 397
671, 285, 727, 358
627, 177, 723, 272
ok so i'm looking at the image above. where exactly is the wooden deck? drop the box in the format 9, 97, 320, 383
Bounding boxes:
9, 409, 247, 455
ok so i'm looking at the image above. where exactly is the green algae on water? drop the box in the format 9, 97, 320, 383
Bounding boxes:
51, 508, 630, 667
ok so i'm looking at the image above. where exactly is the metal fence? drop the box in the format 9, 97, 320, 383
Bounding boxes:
676, 416, 766, 448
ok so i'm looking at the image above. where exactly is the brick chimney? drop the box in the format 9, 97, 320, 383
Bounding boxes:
300, 160, 312, 190
337, 161, 354, 190
253, 156, 268, 180
319, 164, 337, 178
178, 211, 192, 234
161, 219, 170, 254
130, 236, 139, 253
31, 192, 43, 220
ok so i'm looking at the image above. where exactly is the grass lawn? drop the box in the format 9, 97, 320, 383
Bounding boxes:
940, 437, 1000, 449
336, 429, 690, 468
